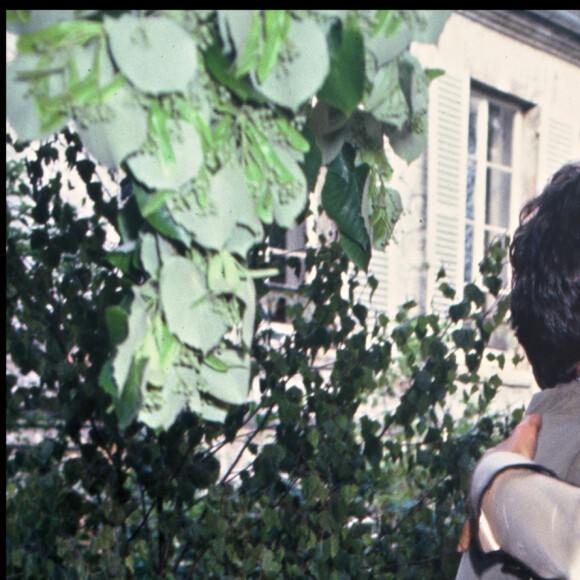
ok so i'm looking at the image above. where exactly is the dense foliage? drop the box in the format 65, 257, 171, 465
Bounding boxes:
7, 133, 522, 578
7, 9, 449, 427
7, 9, 525, 580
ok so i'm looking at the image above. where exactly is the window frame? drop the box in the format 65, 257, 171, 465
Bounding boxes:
464, 88, 523, 289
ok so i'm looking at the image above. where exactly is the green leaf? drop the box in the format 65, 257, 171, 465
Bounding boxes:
98, 359, 117, 398
425, 67, 446, 83
365, 61, 409, 130
252, 18, 329, 111
317, 19, 365, 114
117, 354, 146, 430
134, 185, 192, 246
484, 274, 502, 297
76, 83, 148, 169
171, 165, 254, 250
204, 354, 229, 372
275, 118, 311, 154
203, 39, 267, 104
139, 232, 160, 276
112, 287, 150, 396
369, 180, 402, 249
257, 11, 291, 83
366, 11, 412, 67
106, 242, 137, 274
439, 282, 456, 300
322, 144, 371, 270
159, 256, 229, 354
449, 299, 470, 323
197, 399, 228, 423
127, 120, 203, 190
339, 234, 371, 273
398, 53, 429, 117
413, 10, 451, 44
238, 276, 256, 349
104, 14, 197, 95
6, 54, 66, 141
138, 367, 189, 430
299, 126, 323, 191
384, 120, 427, 163
306, 100, 349, 165
17, 19, 102, 54
230, 11, 262, 77
207, 250, 241, 295
452, 328, 476, 351
105, 305, 128, 346
270, 146, 309, 229
464, 283, 485, 307
148, 100, 176, 168
198, 350, 251, 405
138, 189, 174, 219
117, 196, 143, 243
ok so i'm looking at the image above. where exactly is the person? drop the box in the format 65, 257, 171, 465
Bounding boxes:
455, 161, 580, 580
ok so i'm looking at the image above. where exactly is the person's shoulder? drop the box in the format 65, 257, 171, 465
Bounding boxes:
526, 378, 580, 415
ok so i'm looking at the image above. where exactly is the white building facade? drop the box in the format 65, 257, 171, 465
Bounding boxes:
362, 10, 580, 403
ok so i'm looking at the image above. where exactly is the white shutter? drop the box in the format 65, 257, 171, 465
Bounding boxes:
537, 111, 580, 191
425, 68, 470, 314
367, 249, 391, 315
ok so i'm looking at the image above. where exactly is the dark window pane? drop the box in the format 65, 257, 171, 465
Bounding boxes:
468, 99, 478, 155
464, 223, 474, 283
466, 158, 477, 220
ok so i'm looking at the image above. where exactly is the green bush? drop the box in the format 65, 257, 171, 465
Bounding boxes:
6, 134, 522, 579
7, 11, 523, 579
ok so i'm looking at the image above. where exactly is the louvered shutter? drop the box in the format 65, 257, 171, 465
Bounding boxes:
537, 111, 580, 191
367, 248, 391, 316
425, 68, 470, 314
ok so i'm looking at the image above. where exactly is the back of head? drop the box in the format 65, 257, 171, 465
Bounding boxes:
509, 162, 580, 389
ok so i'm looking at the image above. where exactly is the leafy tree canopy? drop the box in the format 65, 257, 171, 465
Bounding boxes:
7, 9, 450, 428
6, 10, 526, 580
6, 133, 521, 578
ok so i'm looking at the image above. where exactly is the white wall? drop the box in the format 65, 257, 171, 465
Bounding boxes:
372, 11, 580, 410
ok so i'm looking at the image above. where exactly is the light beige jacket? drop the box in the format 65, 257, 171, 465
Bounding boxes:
455, 380, 580, 580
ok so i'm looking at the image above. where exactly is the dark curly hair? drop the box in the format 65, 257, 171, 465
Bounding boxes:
509, 162, 580, 389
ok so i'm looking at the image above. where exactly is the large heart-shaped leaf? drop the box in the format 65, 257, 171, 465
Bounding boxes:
105, 14, 198, 95
322, 144, 371, 270
76, 84, 149, 169
171, 165, 255, 250
160, 256, 229, 354
252, 18, 329, 111
384, 120, 427, 163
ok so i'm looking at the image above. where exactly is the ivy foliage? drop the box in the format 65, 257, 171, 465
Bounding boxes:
6, 132, 523, 579
7, 9, 450, 429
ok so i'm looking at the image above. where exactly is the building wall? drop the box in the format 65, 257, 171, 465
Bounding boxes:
383, 10, 580, 314
366, 11, 580, 411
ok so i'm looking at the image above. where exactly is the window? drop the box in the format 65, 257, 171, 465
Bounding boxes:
464, 91, 518, 287
263, 222, 306, 322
